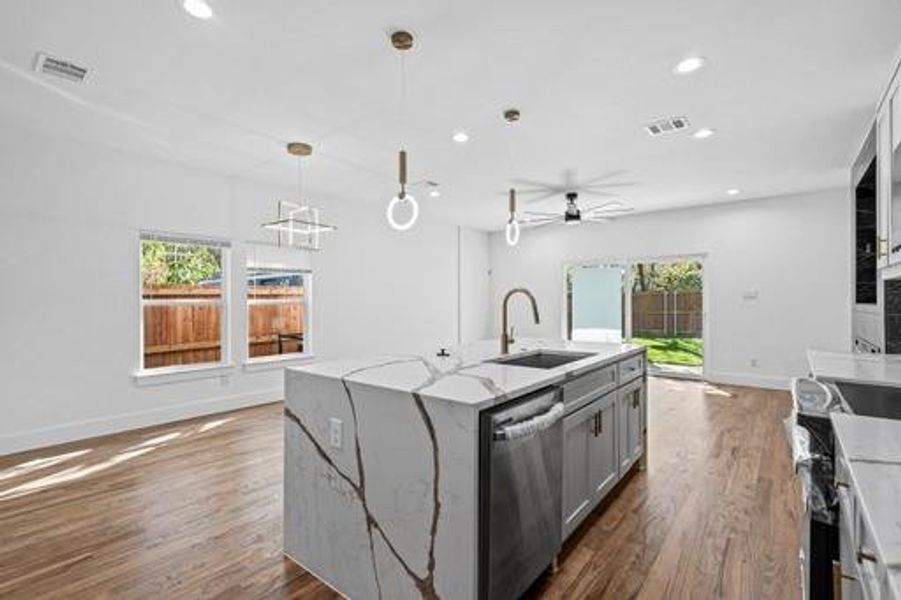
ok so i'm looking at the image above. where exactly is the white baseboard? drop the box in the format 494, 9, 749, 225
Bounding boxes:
703, 371, 791, 391
0, 388, 282, 457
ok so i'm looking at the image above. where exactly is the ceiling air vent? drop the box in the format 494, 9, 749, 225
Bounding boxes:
33, 52, 90, 83
644, 116, 690, 137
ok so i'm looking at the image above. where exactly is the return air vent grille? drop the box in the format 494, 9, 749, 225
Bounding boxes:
644, 116, 690, 137
33, 52, 90, 83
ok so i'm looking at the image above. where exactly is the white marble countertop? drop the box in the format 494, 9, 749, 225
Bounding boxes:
807, 349, 901, 388
287, 338, 645, 409
830, 413, 901, 598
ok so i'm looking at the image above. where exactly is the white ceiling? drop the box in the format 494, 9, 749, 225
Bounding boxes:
1, 0, 899, 230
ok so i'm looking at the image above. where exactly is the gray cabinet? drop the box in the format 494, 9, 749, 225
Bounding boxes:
561, 352, 647, 542
561, 391, 618, 540
562, 399, 596, 539
588, 395, 619, 500
617, 378, 644, 475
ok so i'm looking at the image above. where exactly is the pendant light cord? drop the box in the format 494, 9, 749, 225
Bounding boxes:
297, 154, 303, 203
400, 50, 407, 150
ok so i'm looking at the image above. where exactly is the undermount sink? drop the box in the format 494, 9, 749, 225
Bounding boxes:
486, 350, 596, 370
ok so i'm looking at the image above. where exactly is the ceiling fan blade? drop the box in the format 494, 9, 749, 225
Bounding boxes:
585, 216, 613, 223
573, 190, 617, 199
524, 210, 559, 217
520, 190, 562, 204
511, 178, 562, 191
584, 210, 634, 218
523, 219, 559, 229
582, 201, 626, 212
580, 169, 629, 185
580, 181, 638, 190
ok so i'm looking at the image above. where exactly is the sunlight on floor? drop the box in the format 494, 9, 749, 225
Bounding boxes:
703, 383, 734, 398
198, 417, 233, 432
0, 446, 159, 501
124, 431, 183, 451
0, 449, 93, 483
0, 414, 244, 502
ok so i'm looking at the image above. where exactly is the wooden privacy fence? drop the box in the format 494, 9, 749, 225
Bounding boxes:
631, 290, 702, 337
142, 285, 303, 368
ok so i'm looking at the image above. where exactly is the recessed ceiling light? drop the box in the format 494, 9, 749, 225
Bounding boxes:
181, 0, 213, 19
429, 189, 440, 198
726, 188, 741, 196
693, 128, 716, 139
452, 131, 469, 144
674, 56, 706, 75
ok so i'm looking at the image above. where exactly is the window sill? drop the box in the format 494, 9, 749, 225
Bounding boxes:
243, 354, 316, 372
133, 363, 236, 387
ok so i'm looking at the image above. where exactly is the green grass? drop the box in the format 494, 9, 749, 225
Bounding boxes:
632, 337, 703, 366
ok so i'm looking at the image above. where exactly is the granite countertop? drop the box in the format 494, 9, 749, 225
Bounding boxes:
830, 413, 901, 598
287, 338, 645, 409
807, 349, 901, 388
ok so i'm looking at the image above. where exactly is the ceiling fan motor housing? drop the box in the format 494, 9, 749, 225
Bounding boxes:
565, 192, 581, 223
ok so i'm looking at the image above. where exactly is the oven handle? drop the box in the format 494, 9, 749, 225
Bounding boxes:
493, 403, 564, 441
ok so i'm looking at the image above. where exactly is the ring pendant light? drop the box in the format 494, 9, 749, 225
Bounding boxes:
505, 188, 521, 246
386, 30, 419, 231
504, 108, 521, 246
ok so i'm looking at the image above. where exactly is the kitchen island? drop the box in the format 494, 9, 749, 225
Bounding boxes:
283, 339, 647, 599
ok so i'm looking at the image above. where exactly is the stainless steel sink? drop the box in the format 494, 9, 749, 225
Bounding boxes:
486, 351, 595, 370
834, 381, 901, 420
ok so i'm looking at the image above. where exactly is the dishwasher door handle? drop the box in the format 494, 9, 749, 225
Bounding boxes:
493, 403, 564, 441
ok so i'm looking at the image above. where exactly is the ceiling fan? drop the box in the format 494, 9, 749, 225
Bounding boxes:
511, 168, 636, 227
522, 191, 634, 227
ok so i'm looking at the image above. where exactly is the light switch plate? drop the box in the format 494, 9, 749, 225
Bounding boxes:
329, 418, 342, 448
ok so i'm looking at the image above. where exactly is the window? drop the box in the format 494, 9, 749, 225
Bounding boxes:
246, 267, 309, 360
140, 234, 230, 371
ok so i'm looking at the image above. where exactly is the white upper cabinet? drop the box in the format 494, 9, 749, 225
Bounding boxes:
891, 85, 901, 267
877, 104, 891, 267
892, 84, 901, 151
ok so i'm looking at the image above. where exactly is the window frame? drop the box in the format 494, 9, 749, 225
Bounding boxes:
244, 264, 313, 365
136, 231, 232, 377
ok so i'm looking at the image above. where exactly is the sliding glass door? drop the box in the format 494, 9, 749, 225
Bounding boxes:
566, 264, 627, 343
566, 258, 704, 378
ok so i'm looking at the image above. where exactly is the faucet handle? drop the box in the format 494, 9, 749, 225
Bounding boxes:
508, 326, 515, 345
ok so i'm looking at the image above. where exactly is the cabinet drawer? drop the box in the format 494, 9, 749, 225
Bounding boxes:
618, 354, 644, 384
562, 364, 617, 413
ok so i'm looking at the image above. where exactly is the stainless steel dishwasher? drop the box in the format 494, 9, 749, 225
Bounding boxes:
479, 386, 564, 600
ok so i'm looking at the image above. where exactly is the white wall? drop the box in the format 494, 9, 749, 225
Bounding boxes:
488, 189, 852, 389
0, 125, 490, 454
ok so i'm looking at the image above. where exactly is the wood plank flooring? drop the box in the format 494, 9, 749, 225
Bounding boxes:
0, 378, 800, 599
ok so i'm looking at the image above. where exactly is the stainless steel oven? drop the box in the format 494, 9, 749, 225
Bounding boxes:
479, 386, 564, 600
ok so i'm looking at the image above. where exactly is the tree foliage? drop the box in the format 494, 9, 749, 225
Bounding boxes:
141, 241, 221, 286
632, 261, 702, 292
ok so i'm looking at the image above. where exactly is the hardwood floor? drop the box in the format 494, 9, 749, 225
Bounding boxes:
0, 378, 800, 599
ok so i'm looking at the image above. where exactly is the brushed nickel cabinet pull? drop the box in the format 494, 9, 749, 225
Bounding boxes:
598, 410, 603, 433
857, 548, 877, 564
832, 561, 843, 600
835, 480, 850, 489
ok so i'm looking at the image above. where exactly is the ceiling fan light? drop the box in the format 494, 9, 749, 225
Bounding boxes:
505, 218, 520, 246
386, 194, 419, 231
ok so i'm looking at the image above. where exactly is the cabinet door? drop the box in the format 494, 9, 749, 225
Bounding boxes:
588, 396, 618, 502
877, 104, 892, 266
562, 401, 595, 540
892, 85, 901, 265
618, 379, 644, 474
892, 84, 901, 151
